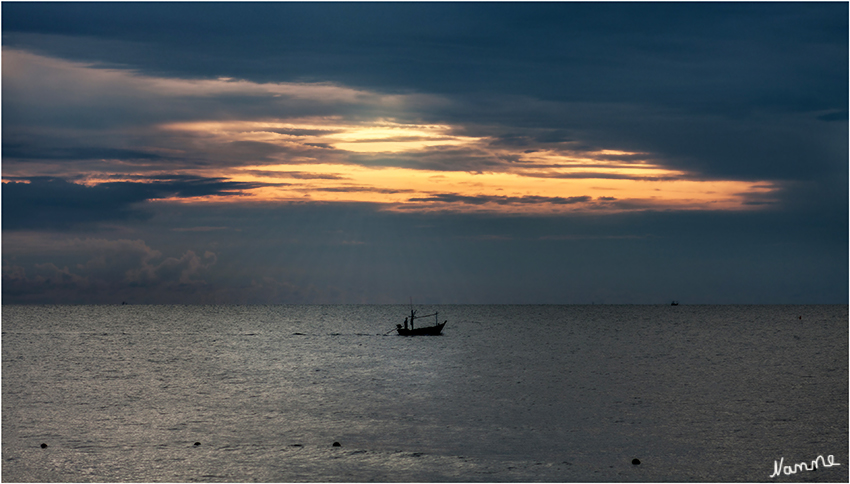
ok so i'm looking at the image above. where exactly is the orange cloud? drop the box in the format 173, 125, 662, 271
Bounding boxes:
3, 48, 781, 215
154, 118, 780, 214
194, 162, 774, 215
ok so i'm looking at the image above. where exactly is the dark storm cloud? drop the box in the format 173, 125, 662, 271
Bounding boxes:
306, 187, 413, 195
520, 172, 681, 182
409, 194, 594, 207
265, 128, 344, 137
487, 131, 579, 148
2, 237, 219, 304
4, 3, 844, 110
348, 145, 515, 173
2, 143, 166, 162
2, 176, 273, 230
242, 170, 348, 180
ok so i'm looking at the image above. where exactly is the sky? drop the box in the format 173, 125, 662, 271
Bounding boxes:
2, 2, 847, 304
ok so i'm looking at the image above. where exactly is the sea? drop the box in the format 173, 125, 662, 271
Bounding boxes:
2, 304, 847, 482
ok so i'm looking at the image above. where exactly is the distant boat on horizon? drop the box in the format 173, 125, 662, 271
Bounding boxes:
396, 307, 446, 336
671, 300, 679, 306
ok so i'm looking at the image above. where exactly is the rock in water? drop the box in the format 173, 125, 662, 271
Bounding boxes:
632, 458, 641, 465
332, 441, 341, 447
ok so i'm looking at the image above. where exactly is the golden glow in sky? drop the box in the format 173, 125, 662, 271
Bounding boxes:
161, 119, 480, 153
0, 50, 781, 216
152, 118, 779, 214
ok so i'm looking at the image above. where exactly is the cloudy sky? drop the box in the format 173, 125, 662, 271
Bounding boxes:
2, 2, 847, 304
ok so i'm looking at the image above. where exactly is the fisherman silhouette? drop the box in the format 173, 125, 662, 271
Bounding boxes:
403, 317, 408, 330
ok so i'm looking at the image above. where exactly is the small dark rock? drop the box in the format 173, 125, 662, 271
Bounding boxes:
632, 458, 641, 465
194, 442, 201, 446
332, 441, 341, 447
40, 443, 48, 449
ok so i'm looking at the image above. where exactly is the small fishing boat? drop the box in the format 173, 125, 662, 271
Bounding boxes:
396, 307, 446, 336
398, 321, 446, 336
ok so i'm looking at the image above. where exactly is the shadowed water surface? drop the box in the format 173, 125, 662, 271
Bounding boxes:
2, 305, 847, 481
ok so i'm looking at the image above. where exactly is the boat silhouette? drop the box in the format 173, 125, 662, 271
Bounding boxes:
396, 307, 446, 336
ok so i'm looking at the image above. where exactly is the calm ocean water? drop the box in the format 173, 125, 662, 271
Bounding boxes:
2, 304, 847, 482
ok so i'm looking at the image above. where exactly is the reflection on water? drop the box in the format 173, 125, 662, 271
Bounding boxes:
2, 305, 847, 481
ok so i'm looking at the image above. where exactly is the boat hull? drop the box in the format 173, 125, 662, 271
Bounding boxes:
397, 322, 446, 336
